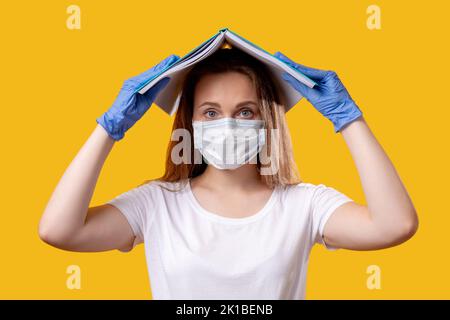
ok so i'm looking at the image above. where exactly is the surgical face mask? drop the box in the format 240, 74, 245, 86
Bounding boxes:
192, 117, 266, 170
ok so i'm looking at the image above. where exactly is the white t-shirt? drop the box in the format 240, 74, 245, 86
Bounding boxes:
106, 179, 353, 300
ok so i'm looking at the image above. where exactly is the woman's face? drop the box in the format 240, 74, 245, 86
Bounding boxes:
192, 71, 261, 121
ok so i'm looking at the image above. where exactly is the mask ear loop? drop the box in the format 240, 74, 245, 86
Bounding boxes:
256, 126, 267, 174
256, 138, 262, 174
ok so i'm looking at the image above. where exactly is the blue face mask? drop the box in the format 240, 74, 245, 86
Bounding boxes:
192, 118, 266, 170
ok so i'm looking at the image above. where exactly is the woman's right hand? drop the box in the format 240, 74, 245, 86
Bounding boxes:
96, 54, 180, 141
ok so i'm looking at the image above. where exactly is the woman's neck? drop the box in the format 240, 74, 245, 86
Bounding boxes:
193, 164, 264, 191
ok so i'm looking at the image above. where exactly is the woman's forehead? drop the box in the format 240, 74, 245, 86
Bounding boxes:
194, 72, 258, 106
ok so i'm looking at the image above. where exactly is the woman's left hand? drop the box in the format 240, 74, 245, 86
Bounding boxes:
275, 53, 418, 251
275, 51, 363, 133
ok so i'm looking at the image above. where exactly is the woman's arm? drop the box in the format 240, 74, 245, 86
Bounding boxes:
38, 54, 180, 252
38, 125, 137, 252
275, 51, 418, 250
323, 117, 418, 250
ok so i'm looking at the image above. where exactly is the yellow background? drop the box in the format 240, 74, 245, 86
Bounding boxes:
1, 0, 448, 299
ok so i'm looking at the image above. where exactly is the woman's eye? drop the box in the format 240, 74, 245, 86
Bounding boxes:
239, 109, 254, 118
205, 110, 217, 118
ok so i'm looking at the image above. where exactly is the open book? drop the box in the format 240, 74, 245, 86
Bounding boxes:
137, 27, 317, 116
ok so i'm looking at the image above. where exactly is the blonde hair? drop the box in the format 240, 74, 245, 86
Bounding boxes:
141, 48, 301, 190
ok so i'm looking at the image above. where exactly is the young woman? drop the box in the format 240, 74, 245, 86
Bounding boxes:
38, 48, 418, 299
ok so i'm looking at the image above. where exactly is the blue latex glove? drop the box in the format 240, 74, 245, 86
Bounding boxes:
96, 54, 180, 141
274, 51, 362, 132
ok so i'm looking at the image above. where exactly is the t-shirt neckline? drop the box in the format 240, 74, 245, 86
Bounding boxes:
185, 179, 278, 225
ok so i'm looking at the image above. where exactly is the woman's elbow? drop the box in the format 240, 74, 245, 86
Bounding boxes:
394, 212, 419, 244
38, 224, 59, 247
406, 213, 419, 238
38, 220, 71, 249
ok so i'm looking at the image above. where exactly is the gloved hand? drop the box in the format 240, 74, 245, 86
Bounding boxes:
274, 51, 362, 133
96, 54, 180, 141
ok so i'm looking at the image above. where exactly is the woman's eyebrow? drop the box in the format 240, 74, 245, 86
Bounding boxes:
197, 100, 258, 108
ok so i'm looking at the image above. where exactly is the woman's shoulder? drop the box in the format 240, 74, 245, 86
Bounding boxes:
280, 181, 322, 192
137, 179, 189, 194
279, 181, 351, 206
278, 181, 335, 199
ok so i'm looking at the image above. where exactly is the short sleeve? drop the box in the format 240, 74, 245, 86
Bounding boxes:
310, 184, 354, 251
106, 182, 155, 245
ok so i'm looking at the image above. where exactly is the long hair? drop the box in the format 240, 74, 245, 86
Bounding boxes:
142, 47, 300, 190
